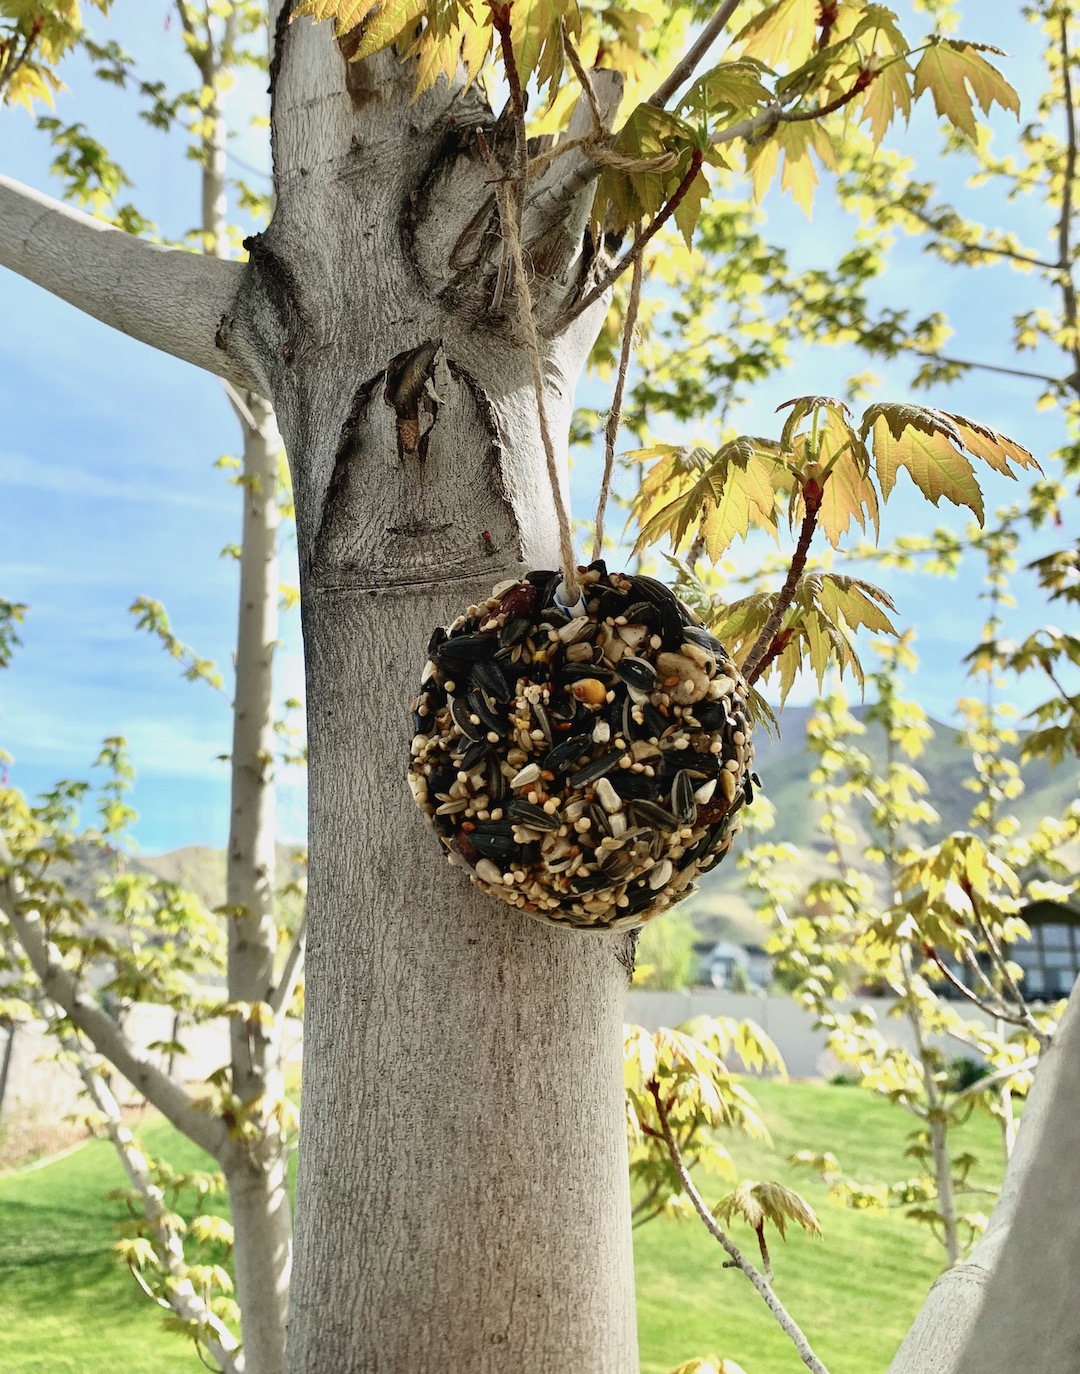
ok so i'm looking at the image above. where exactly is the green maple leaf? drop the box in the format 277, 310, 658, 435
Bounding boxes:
913, 38, 1020, 140
679, 59, 773, 120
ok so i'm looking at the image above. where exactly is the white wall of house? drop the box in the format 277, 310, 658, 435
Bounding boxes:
625, 989, 1000, 1079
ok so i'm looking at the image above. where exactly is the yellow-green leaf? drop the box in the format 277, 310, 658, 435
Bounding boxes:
860, 54, 913, 145
733, 0, 816, 71
913, 38, 1020, 141
861, 404, 984, 519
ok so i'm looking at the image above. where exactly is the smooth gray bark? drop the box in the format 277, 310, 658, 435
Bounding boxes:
2, 10, 637, 1370
224, 391, 292, 1374
0, 175, 249, 386
244, 21, 639, 1373
889, 977, 1080, 1373
199, 22, 294, 1359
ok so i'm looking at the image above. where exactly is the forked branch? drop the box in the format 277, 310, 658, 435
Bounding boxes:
0, 856, 230, 1165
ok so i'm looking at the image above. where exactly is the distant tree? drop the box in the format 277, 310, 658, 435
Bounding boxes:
0, 6, 302, 1370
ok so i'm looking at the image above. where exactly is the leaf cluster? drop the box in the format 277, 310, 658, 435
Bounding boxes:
624, 1014, 782, 1226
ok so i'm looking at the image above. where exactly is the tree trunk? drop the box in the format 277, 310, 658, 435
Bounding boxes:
199, 19, 293, 1367
225, 388, 292, 1374
890, 977, 1080, 1373
239, 19, 639, 1373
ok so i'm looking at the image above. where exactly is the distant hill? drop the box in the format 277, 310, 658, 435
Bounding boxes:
43, 842, 307, 928
39, 712, 1072, 949
686, 705, 1079, 944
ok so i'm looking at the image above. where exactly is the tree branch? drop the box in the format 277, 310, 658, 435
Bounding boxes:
0, 861, 230, 1165
647, 0, 745, 110
65, 1027, 242, 1372
269, 913, 307, 1025
651, 1083, 830, 1374
561, 147, 703, 326
521, 69, 623, 290
907, 346, 1064, 387
0, 176, 253, 388
742, 486, 821, 684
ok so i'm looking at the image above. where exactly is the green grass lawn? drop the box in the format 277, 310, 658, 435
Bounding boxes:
0, 1081, 1003, 1373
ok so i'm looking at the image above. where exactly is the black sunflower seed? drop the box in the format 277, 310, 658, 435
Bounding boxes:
470, 831, 520, 860
641, 704, 670, 739
484, 755, 506, 803
524, 569, 559, 588
628, 799, 681, 831
623, 882, 657, 913
616, 656, 657, 691
500, 616, 532, 648
459, 739, 494, 771
671, 770, 697, 824
628, 576, 686, 648
693, 701, 730, 731
508, 800, 561, 832
683, 625, 726, 655
440, 632, 495, 661
449, 696, 482, 741
595, 588, 630, 620
568, 871, 613, 894
543, 733, 593, 773
558, 661, 615, 684
471, 658, 512, 701
621, 601, 657, 627
609, 770, 659, 801
568, 749, 625, 788
469, 689, 505, 736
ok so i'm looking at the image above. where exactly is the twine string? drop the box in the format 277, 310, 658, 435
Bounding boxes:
593, 243, 644, 562
497, 175, 581, 603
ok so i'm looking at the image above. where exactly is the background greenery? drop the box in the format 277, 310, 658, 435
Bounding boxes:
0, 1079, 1002, 1374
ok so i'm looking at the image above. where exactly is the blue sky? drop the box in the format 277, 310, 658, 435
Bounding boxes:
0, 3, 1074, 852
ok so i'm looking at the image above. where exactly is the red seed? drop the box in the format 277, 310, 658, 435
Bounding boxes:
499, 582, 537, 618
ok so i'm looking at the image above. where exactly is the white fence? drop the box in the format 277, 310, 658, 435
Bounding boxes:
2, 992, 996, 1155
625, 989, 998, 1079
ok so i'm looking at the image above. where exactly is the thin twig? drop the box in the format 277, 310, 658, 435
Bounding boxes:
902, 204, 1059, 270
742, 488, 822, 684
927, 948, 1035, 1031
1058, 15, 1080, 383
963, 881, 1046, 1046
907, 348, 1065, 387
647, 0, 745, 110
593, 247, 643, 561
563, 148, 703, 325
562, 23, 604, 134
269, 913, 308, 1023
651, 1083, 831, 1374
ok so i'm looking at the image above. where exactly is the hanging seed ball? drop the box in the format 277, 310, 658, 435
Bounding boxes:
407, 563, 759, 931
